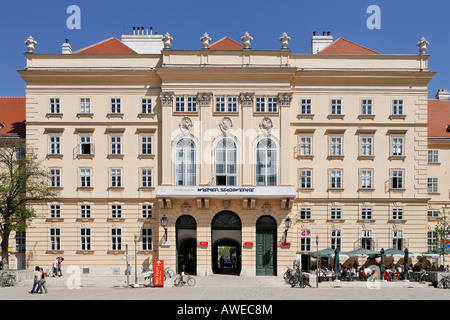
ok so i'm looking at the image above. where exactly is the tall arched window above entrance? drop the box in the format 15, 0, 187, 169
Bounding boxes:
175, 138, 197, 186
215, 138, 237, 186
255, 138, 277, 186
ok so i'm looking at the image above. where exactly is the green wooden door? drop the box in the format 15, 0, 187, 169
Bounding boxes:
256, 229, 276, 276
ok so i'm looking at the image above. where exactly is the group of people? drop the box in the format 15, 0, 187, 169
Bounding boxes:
28, 256, 64, 294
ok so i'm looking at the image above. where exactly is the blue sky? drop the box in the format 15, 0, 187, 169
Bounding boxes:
1, 0, 449, 97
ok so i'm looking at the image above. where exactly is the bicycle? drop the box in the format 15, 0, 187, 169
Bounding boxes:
0, 272, 17, 287
174, 274, 196, 287
164, 267, 175, 279
438, 275, 450, 289
283, 267, 294, 283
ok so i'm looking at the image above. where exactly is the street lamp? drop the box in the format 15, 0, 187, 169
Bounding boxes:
316, 235, 319, 288
161, 215, 168, 242
284, 217, 292, 242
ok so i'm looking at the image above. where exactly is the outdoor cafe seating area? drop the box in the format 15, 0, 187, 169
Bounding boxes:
311, 247, 449, 282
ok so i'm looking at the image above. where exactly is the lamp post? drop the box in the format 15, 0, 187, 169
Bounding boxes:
134, 234, 138, 286
161, 215, 168, 242
284, 217, 292, 243
316, 235, 319, 288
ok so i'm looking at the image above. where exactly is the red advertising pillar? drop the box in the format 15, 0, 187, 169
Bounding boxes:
153, 260, 164, 287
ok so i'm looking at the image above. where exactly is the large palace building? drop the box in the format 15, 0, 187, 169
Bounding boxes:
13, 29, 446, 276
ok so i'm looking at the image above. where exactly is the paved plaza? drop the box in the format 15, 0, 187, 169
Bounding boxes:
2, 273, 450, 301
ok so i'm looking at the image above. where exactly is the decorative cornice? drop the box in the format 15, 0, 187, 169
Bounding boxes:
239, 92, 254, 107
278, 92, 293, 107
197, 92, 213, 107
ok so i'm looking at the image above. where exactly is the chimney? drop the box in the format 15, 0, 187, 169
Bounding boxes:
121, 26, 164, 54
311, 31, 333, 54
436, 89, 450, 101
62, 39, 72, 54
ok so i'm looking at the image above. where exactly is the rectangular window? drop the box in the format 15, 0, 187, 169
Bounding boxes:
80, 228, 91, 251
361, 99, 373, 115
330, 229, 341, 249
50, 204, 61, 219
142, 228, 153, 251
330, 137, 342, 156
392, 99, 404, 115
227, 97, 238, 113
80, 204, 91, 219
300, 229, 311, 252
15, 231, 26, 252
330, 170, 342, 189
392, 229, 403, 250
215, 97, 226, 112
391, 137, 404, 156
175, 96, 197, 112
391, 170, 404, 189
141, 98, 152, 114
392, 207, 404, 220
255, 97, 277, 113
360, 137, 373, 157
110, 136, 122, 155
361, 207, 373, 220
428, 178, 439, 193
428, 209, 440, 218
330, 207, 342, 220
49, 136, 61, 155
142, 204, 153, 219
80, 98, 91, 114
300, 169, 312, 189
428, 231, 438, 251
360, 170, 373, 189
111, 204, 122, 219
299, 137, 312, 156
50, 168, 61, 187
361, 230, 373, 250
49, 98, 60, 114
111, 228, 122, 251
141, 168, 152, 188
80, 168, 91, 188
428, 150, 439, 163
79, 136, 92, 155
331, 99, 342, 115
301, 99, 312, 115
299, 207, 311, 220
50, 228, 61, 251
141, 136, 152, 155
110, 98, 121, 114
110, 168, 122, 188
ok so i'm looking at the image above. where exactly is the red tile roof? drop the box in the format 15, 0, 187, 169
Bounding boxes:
73, 37, 137, 54
428, 99, 450, 138
0, 97, 26, 137
318, 37, 380, 55
209, 37, 244, 50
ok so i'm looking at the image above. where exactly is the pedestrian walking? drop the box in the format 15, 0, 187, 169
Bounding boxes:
58, 257, 64, 277
29, 266, 43, 294
52, 257, 59, 277
39, 268, 48, 294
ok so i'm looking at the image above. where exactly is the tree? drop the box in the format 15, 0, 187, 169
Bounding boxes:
0, 138, 58, 270
434, 206, 450, 269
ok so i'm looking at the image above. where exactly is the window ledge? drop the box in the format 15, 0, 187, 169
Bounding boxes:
358, 156, 375, 160
327, 188, 344, 192
46, 113, 63, 118
297, 114, 315, 120
108, 154, 124, 159
45, 218, 64, 222
389, 114, 406, 120
327, 114, 345, 120
76, 218, 94, 222
76, 154, 94, 159
358, 114, 375, 120
358, 188, 375, 192
107, 250, 125, 254
137, 113, 156, 119
327, 155, 344, 160
47, 154, 63, 159
107, 113, 124, 119
76, 250, 95, 255
296, 155, 314, 160
298, 188, 314, 192
76, 113, 94, 118
326, 219, 345, 223
138, 154, 155, 159
253, 112, 279, 116
108, 187, 124, 191
46, 250, 64, 254
138, 187, 155, 191
388, 219, 406, 223
389, 156, 406, 161
389, 188, 406, 192
357, 219, 375, 223
77, 187, 93, 191
107, 218, 125, 222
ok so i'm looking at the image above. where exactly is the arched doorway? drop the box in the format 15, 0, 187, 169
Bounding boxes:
211, 211, 241, 275
176, 215, 197, 275
256, 215, 277, 276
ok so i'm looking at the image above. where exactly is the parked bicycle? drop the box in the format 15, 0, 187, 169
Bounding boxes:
438, 275, 450, 289
174, 273, 196, 287
0, 272, 17, 287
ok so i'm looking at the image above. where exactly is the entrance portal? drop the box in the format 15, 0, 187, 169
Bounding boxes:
176, 215, 197, 275
256, 215, 277, 276
211, 211, 241, 275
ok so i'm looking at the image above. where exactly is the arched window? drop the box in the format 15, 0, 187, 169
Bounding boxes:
175, 138, 196, 185
215, 138, 237, 186
255, 138, 277, 186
